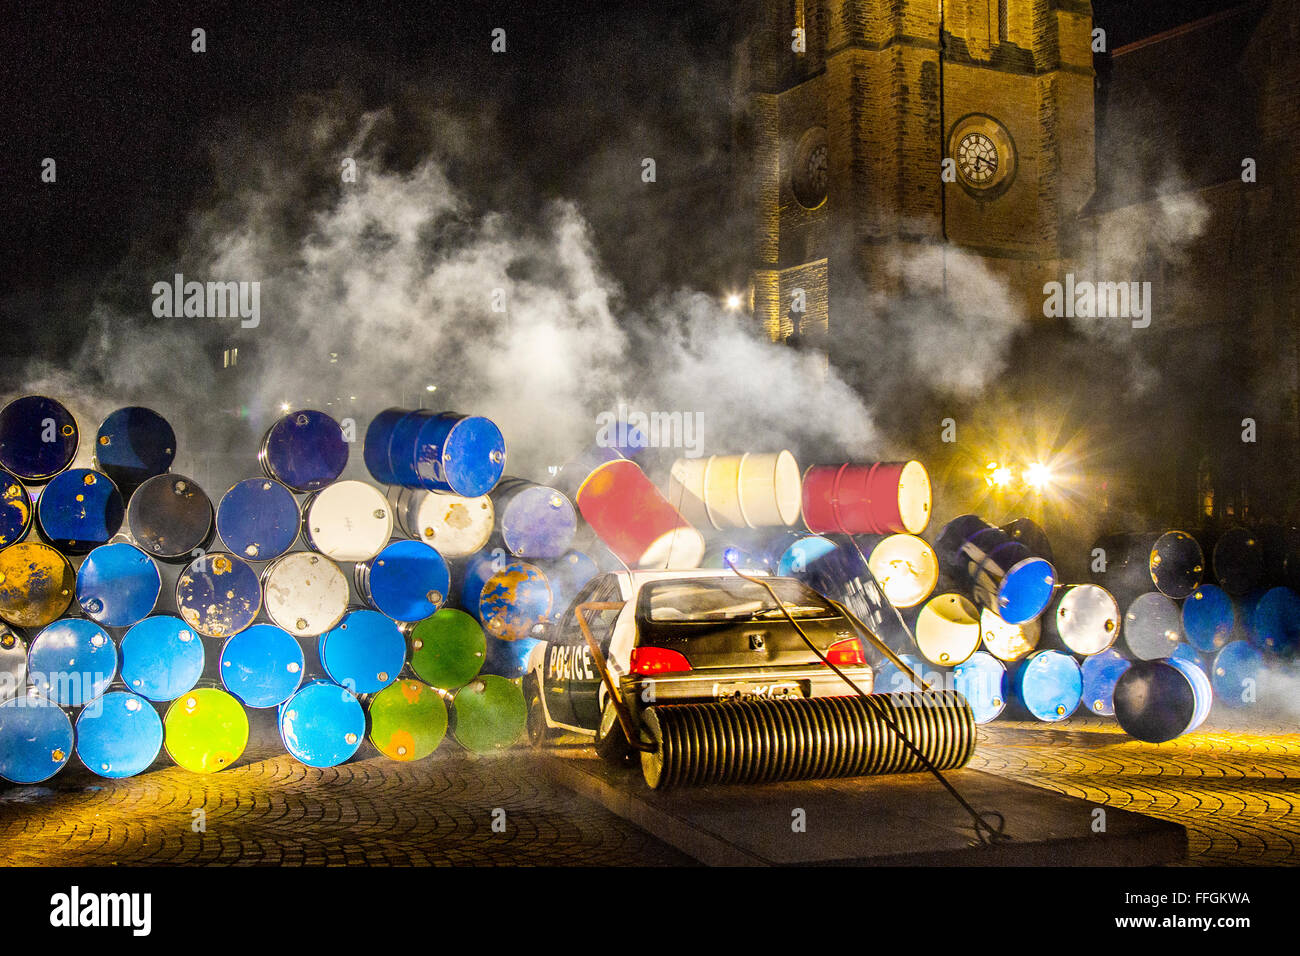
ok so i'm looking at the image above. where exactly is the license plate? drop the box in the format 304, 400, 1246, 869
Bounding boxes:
712, 681, 804, 701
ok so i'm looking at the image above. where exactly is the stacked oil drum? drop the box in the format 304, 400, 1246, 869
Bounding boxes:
0, 398, 543, 783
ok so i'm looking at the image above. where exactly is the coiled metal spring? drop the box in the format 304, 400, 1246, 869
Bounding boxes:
640, 690, 977, 790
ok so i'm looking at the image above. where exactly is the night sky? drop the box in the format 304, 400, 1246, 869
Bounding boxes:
0, 0, 1245, 366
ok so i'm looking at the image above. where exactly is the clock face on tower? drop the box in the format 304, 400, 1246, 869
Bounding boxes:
791, 127, 829, 210
948, 115, 1016, 198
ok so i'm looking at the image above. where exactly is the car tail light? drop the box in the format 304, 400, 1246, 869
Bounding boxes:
825, 637, 866, 667
629, 646, 692, 675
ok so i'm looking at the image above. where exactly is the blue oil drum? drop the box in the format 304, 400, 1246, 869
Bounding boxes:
1149, 530, 1205, 599
700, 540, 764, 570
1080, 647, 1131, 716
770, 533, 837, 577
176, 552, 261, 638
35, 468, 124, 554
76, 542, 160, 627
120, 616, 205, 702
259, 409, 348, 493
355, 539, 450, 624
126, 473, 213, 561
279, 680, 365, 768
952, 651, 1008, 724
1169, 643, 1205, 672
1212, 527, 1267, 596
490, 478, 577, 559
362, 407, 410, 486
873, 653, 936, 694
0, 627, 26, 701
1114, 657, 1212, 743
482, 635, 541, 680
93, 407, 176, 493
1182, 584, 1236, 654
1211, 641, 1264, 708
219, 623, 304, 708
536, 549, 599, 618
0, 468, 32, 549
1123, 591, 1184, 660
75, 690, 163, 778
0, 693, 74, 783
1001, 517, 1054, 564
387, 411, 506, 496
216, 477, 300, 562
937, 515, 1056, 625
0, 396, 78, 483
317, 609, 405, 695
1247, 587, 1300, 655
460, 550, 552, 642
28, 618, 117, 707
1011, 649, 1082, 722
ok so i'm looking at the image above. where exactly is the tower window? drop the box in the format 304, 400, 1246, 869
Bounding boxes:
998, 0, 1009, 43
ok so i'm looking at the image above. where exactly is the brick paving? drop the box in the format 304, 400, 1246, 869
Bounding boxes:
970, 714, 1300, 866
0, 713, 693, 867
2, 706, 1299, 865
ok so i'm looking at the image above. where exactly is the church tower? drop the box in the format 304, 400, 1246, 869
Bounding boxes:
740, 0, 1096, 341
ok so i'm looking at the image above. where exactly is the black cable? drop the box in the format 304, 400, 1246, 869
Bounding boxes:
725, 552, 1009, 847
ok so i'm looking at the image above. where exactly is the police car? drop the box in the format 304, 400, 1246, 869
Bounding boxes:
522, 568, 874, 763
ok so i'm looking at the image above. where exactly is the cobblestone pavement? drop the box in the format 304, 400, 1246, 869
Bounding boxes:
0, 714, 693, 867
971, 714, 1300, 866
3, 707, 1299, 865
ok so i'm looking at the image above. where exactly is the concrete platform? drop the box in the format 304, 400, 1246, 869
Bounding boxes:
537, 749, 1188, 866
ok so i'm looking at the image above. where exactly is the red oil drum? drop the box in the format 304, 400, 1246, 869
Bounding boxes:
801, 461, 930, 536
576, 459, 705, 569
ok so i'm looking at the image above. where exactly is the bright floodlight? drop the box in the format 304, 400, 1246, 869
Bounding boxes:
279, 402, 291, 413
426, 385, 437, 392
987, 463, 1014, 488
1025, 462, 1053, 490
725, 293, 743, 311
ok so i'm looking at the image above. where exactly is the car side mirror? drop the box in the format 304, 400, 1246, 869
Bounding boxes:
530, 619, 556, 641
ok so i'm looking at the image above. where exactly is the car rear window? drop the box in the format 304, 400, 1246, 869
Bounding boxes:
639, 578, 835, 623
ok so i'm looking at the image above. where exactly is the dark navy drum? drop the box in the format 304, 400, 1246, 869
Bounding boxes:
952, 651, 1008, 724
28, 618, 117, 708
217, 478, 300, 562
120, 616, 205, 702
259, 410, 348, 493
1212, 528, 1267, 596
387, 410, 506, 496
363, 408, 409, 486
93, 407, 176, 493
0, 694, 74, 783
279, 681, 365, 768
36, 469, 124, 554
0, 468, 32, 548
1149, 530, 1204, 599
1080, 648, 1131, 717
76, 543, 160, 627
176, 552, 261, 638
482, 635, 541, 680
219, 623, 304, 708
1248, 587, 1300, 655
1114, 658, 1212, 743
75, 691, 164, 778
1211, 641, 1264, 708
0, 396, 78, 483
1181, 584, 1236, 655
127, 473, 213, 561
318, 609, 406, 695
355, 540, 450, 624
1011, 650, 1081, 722
490, 478, 577, 559
937, 515, 1056, 625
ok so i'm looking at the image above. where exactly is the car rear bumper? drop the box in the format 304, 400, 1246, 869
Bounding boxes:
620, 666, 875, 717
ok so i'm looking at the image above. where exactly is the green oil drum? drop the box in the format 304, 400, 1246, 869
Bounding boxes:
367, 679, 447, 761
163, 687, 249, 773
408, 608, 485, 690
451, 676, 525, 754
